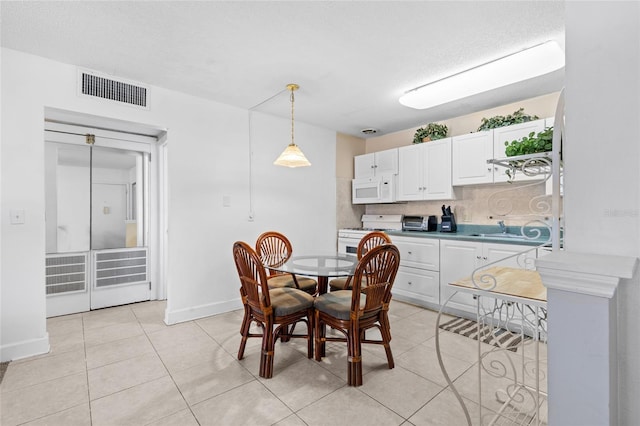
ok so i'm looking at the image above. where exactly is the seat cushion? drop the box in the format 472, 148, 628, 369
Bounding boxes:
266, 274, 296, 289
329, 277, 349, 291
268, 274, 317, 294
314, 290, 366, 321
329, 277, 367, 292
269, 287, 315, 317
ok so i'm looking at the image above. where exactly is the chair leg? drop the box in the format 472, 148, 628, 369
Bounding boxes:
237, 307, 251, 360
314, 310, 325, 361
306, 309, 314, 359
260, 320, 275, 379
380, 316, 395, 369
347, 321, 363, 386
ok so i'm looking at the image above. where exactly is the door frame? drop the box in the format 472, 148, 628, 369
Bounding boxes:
44, 119, 167, 315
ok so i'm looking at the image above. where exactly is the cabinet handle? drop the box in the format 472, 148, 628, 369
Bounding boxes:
483, 256, 488, 260
408, 281, 412, 285
487, 167, 492, 172
407, 251, 412, 255
476, 256, 481, 259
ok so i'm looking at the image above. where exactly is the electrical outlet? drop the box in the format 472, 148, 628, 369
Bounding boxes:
10, 209, 25, 224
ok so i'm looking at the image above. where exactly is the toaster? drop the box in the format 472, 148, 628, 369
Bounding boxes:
402, 215, 438, 232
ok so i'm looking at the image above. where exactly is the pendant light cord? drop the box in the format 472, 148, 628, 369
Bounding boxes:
290, 89, 295, 146
247, 88, 288, 218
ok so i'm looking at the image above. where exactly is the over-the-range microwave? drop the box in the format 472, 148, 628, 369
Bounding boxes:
352, 174, 396, 204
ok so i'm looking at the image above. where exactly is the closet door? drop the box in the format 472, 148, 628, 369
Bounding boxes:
45, 142, 92, 316
90, 145, 151, 310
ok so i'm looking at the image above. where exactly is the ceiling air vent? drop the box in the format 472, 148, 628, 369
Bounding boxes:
79, 70, 149, 109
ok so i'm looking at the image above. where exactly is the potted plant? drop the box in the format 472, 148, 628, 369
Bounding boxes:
477, 108, 539, 131
413, 123, 448, 144
504, 126, 556, 181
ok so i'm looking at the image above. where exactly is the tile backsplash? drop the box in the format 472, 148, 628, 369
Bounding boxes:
364, 181, 550, 227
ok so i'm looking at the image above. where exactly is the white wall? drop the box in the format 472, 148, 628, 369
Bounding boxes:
0, 48, 337, 360
565, 2, 640, 423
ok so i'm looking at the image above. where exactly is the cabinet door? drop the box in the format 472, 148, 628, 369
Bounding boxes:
374, 148, 399, 176
393, 266, 439, 306
354, 153, 375, 179
452, 131, 494, 185
424, 138, 454, 200
439, 240, 481, 313
493, 119, 546, 183
397, 144, 424, 201
483, 242, 537, 269
394, 236, 439, 271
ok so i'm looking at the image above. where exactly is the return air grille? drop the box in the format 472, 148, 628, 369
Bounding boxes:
94, 249, 148, 288
46, 254, 88, 295
80, 71, 148, 108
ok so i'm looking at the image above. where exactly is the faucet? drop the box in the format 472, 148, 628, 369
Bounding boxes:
498, 220, 507, 233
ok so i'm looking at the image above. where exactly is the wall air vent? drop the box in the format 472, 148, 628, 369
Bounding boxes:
79, 69, 149, 109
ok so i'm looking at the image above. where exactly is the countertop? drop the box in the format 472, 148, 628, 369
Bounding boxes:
384, 224, 553, 247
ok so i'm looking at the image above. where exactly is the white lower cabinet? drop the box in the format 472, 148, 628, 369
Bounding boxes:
439, 240, 537, 315
391, 236, 440, 307
394, 267, 439, 305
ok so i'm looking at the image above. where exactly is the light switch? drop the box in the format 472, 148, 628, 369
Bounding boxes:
10, 209, 25, 224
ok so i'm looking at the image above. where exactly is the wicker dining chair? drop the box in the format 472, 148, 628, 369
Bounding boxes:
314, 243, 400, 386
256, 231, 318, 295
329, 231, 392, 292
232, 241, 315, 378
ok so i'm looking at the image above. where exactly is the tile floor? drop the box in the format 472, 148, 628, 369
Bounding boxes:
0, 300, 547, 426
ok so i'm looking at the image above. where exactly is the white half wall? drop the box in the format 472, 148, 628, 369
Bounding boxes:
0, 48, 337, 360
564, 2, 640, 423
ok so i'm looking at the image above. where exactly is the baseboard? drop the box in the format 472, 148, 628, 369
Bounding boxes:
164, 298, 243, 325
0, 333, 50, 362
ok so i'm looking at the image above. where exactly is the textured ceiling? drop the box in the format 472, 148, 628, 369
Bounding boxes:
1, 1, 565, 137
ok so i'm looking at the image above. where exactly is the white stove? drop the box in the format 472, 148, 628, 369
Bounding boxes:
338, 215, 402, 255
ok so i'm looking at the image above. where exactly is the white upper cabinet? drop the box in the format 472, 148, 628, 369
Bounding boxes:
452, 118, 549, 186
353, 148, 398, 179
397, 138, 454, 201
492, 118, 547, 183
452, 130, 494, 185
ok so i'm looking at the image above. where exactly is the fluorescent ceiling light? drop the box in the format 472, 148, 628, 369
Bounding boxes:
399, 41, 565, 110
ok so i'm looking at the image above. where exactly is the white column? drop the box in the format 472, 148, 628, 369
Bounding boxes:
537, 251, 638, 426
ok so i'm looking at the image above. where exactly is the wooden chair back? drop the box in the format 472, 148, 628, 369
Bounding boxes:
256, 231, 292, 277
233, 241, 271, 313
357, 231, 392, 259
351, 244, 400, 315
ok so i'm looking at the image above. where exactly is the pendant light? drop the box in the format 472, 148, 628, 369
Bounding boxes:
274, 83, 311, 168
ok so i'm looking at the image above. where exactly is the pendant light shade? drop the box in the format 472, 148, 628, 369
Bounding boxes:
274, 84, 311, 168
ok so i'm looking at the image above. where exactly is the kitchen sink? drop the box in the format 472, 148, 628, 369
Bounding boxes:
469, 233, 528, 239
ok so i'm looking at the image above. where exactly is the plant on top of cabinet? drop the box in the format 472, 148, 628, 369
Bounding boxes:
477, 108, 540, 131
504, 126, 555, 181
413, 123, 448, 144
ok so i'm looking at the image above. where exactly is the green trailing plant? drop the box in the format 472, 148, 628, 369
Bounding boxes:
413, 123, 448, 144
504, 126, 555, 181
504, 127, 554, 156
477, 108, 539, 131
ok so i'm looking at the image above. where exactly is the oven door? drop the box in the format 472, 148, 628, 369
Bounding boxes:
338, 237, 359, 256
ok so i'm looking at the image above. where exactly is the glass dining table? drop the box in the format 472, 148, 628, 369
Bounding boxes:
262, 252, 358, 294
